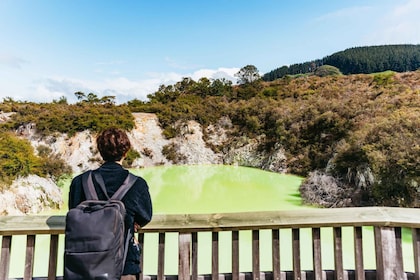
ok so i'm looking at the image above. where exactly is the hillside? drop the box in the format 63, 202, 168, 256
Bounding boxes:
263, 44, 420, 81
0, 70, 419, 211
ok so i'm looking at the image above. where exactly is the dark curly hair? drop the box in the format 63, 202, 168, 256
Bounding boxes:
96, 127, 131, 162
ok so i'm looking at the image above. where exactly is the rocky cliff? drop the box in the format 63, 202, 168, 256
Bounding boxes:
1, 112, 288, 215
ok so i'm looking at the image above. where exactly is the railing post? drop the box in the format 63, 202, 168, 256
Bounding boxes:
179, 232, 191, 280
312, 228, 322, 280
272, 229, 281, 280
48, 234, 59, 280
232, 231, 240, 280
353, 227, 365, 280
292, 228, 301, 280
0, 236, 12, 280
334, 227, 344, 280
252, 230, 260, 280
192, 232, 198, 280
138, 233, 145, 280
158, 232, 166, 280
413, 228, 420, 280
24, 235, 36, 280
374, 226, 404, 279
212, 232, 219, 280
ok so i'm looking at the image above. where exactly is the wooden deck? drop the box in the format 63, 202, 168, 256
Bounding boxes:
1, 207, 420, 280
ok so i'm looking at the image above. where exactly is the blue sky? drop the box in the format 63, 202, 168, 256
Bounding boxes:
0, 0, 419, 103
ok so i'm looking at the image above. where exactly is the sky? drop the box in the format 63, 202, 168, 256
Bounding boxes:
0, 0, 419, 104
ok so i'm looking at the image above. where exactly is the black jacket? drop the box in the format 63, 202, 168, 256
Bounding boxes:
68, 162, 153, 275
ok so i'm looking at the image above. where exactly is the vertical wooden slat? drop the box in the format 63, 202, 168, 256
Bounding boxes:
413, 228, 420, 280
0, 235, 12, 280
353, 227, 364, 280
333, 227, 344, 280
24, 235, 36, 280
138, 233, 145, 280
48, 234, 59, 280
192, 232, 198, 280
374, 226, 384, 280
312, 228, 322, 280
395, 227, 404, 276
374, 226, 402, 279
272, 229, 280, 280
252, 230, 260, 280
292, 228, 301, 280
212, 232, 219, 280
157, 232, 165, 280
178, 232, 191, 280
232, 231, 240, 280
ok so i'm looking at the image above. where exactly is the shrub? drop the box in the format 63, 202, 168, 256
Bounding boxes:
314, 65, 342, 77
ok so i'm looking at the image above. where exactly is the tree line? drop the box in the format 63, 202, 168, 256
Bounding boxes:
263, 44, 420, 81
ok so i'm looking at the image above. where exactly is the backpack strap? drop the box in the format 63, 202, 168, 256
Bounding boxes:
92, 171, 138, 201
92, 170, 110, 200
81, 171, 99, 200
111, 173, 138, 200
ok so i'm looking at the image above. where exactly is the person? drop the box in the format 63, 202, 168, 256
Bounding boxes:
68, 127, 153, 280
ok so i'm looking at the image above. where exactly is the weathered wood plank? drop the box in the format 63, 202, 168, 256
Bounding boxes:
3, 208, 420, 235
333, 227, 344, 280
157, 232, 165, 280
192, 232, 198, 280
292, 228, 301, 280
252, 230, 260, 280
47, 234, 59, 280
312, 228, 322, 280
353, 227, 364, 280
178, 233, 191, 280
138, 233, 145, 280
24, 235, 36, 280
232, 231, 240, 280
374, 226, 403, 279
0, 235, 12, 280
272, 229, 281, 280
212, 232, 219, 280
413, 228, 420, 280
395, 227, 404, 276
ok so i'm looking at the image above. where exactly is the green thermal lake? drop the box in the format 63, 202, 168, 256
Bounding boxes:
5, 164, 416, 277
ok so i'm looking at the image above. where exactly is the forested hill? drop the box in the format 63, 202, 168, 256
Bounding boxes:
263, 44, 420, 81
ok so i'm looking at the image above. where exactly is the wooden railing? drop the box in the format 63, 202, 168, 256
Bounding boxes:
1, 207, 420, 280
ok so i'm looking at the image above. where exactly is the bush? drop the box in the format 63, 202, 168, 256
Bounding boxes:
314, 65, 342, 77
0, 132, 43, 187
299, 171, 355, 207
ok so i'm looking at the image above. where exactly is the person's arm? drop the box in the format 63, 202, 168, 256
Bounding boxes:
68, 174, 85, 209
133, 178, 153, 228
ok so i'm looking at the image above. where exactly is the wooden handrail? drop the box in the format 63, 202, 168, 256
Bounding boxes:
2, 207, 420, 235
1, 207, 420, 280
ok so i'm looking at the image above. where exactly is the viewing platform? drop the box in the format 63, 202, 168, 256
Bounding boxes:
1, 207, 420, 280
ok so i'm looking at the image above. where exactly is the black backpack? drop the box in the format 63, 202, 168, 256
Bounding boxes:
64, 170, 137, 280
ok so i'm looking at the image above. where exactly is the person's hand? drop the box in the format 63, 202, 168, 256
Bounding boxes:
134, 222, 140, 233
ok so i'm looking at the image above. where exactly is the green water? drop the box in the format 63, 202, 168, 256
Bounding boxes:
4, 165, 415, 277
137, 164, 306, 214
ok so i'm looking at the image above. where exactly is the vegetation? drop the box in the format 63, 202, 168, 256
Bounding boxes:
0, 93, 135, 136
128, 69, 419, 207
263, 44, 420, 81
0, 132, 72, 189
0, 51, 419, 207
0, 92, 134, 185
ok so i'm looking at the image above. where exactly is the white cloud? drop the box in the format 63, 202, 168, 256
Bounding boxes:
364, 0, 420, 45
4, 67, 240, 104
0, 54, 28, 69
